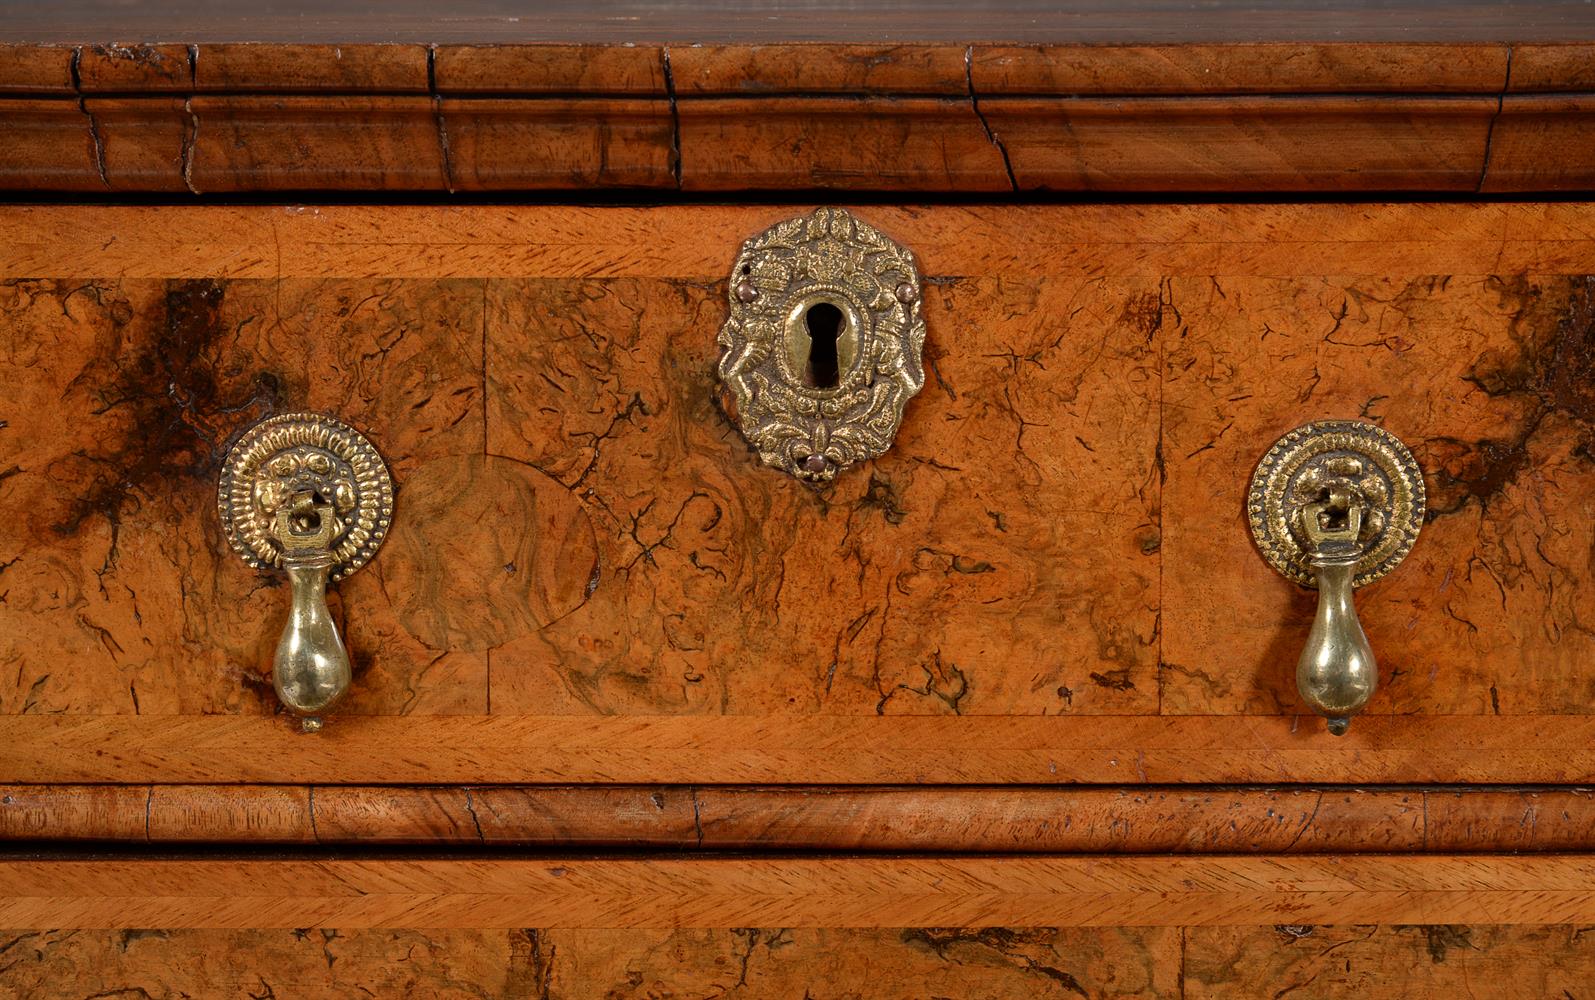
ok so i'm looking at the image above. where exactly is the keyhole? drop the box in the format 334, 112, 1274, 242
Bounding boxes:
803, 302, 843, 389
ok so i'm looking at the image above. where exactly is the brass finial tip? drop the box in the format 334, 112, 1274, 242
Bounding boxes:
1326, 717, 1351, 736
300, 716, 324, 734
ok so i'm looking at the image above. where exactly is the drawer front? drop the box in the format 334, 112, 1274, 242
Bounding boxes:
3, 203, 1594, 784
4, 857, 1595, 997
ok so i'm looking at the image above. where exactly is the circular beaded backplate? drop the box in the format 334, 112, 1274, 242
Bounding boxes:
1247, 420, 1425, 589
217, 412, 394, 582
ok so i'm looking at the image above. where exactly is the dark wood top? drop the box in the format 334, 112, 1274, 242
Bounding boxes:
2, 3, 1593, 193
3, 0, 1595, 44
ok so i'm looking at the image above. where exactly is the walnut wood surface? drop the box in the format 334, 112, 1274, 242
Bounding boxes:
981, 95, 1496, 192
188, 96, 447, 191
7, 716, 1595, 784
9, 924, 1595, 998
2, 203, 1594, 784
3, 855, 1595, 928
1184, 924, 1595, 997
439, 98, 675, 190
196, 44, 432, 92
0, 100, 104, 192
971, 43, 1512, 94
1482, 95, 1595, 192
9, 784, 1595, 852
0, 40, 1590, 192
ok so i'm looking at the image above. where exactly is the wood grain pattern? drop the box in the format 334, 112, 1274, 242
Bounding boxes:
378, 454, 599, 653
0, 39, 1560, 192
5, 716, 1595, 784
6, 924, 1594, 998
0, 926, 1181, 999
434, 44, 667, 94
439, 98, 675, 190
1425, 789, 1595, 852
313, 785, 481, 843
3, 855, 1595, 929
4, 785, 1594, 852
1186, 924, 1595, 998
194, 43, 430, 92
76, 43, 191, 92
971, 42, 1511, 94
3, 204, 1594, 784
483, 273, 1158, 717
0, 785, 146, 841
693, 786, 1428, 853
0, 274, 490, 717
0, 45, 73, 94
1480, 95, 1595, 193
188, 96, 446, 190
670, 44, 970, 94
146, 784, 314, 842
1507, 43, 1595, 92
83, 97, 193, 192
0, 784, 1444, 850
677, 96, 1013, 190
982, 95, 1496, 191
0, 100, 104, 192
12, 203, 1595, 282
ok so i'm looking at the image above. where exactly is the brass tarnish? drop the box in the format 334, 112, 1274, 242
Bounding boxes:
717, 207, 926, 483
1247, 420, 1425, 735
218, 412, 394, 729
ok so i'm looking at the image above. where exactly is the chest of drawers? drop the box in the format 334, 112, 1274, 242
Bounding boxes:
4, 3, 1595, 997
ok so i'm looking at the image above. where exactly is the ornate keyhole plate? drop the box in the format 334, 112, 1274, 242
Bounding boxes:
716, 207, 927, 484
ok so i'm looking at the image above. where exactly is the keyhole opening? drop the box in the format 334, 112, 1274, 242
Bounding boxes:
803, 302, 843, 389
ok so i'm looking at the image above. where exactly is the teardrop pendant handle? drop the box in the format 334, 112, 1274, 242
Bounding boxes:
1295, 502, 1378, 736
273, 506, 351, 732
1247, 420, 1426, 736
217, 412, 394, 732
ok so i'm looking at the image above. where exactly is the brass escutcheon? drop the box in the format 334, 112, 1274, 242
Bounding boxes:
1247, 420, 1425, 734
717, 207, 927, 484
217, 412, 394, 731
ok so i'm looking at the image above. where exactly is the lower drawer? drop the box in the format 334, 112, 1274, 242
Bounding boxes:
9, 925, 1594, 998
4, 855, 1595, 998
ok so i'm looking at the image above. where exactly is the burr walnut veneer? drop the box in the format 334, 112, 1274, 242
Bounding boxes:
5, 4, 1595, 997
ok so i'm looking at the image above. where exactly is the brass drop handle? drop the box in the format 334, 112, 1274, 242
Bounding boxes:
218, 412, 394, 732
271, 501, 351, 731
1248, 421, 1425, 735
1295, 499, 1378, 735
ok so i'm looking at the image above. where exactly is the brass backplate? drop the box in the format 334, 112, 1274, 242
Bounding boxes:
217, 411, 395, 582
1247, 420, 1425, 588
716, 207, 926, 484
